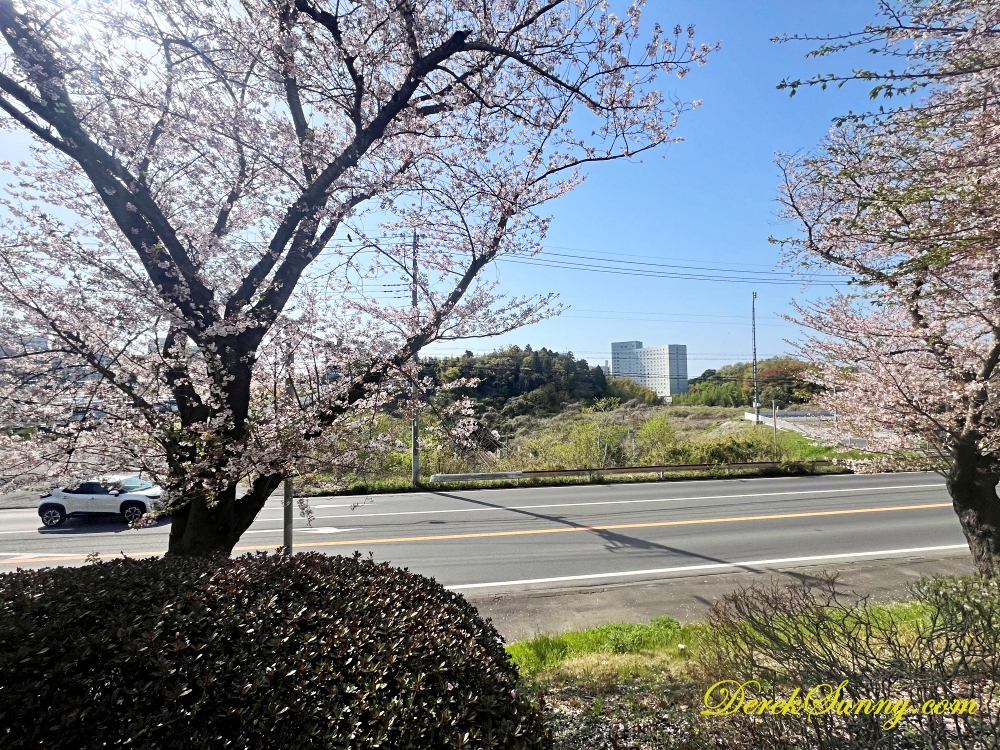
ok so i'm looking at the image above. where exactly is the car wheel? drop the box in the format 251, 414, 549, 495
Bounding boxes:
121, 502, 146, 525
40, 505, 66, 527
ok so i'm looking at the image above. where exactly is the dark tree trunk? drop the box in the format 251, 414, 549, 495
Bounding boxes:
165, 473, 285, 558
163, 351, 274, 558
166, 485, 240, 558
948, 441, 1000, 578
161, 337, 386, 558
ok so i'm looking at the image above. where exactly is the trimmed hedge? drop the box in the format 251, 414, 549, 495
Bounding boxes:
0, 552, 548, 749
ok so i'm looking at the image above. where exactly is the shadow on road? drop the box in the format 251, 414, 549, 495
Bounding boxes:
430, 491, 771, 575
37, 516, 171, 535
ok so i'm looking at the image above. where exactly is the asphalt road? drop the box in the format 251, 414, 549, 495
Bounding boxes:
0, 472, 969, 591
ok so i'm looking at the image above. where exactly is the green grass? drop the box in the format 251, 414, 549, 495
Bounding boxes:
506, 617, 709, 677
505, 601, 933, 682
508, 596, 970, 749
777, 428, 871, 461
305, 463, 850, 497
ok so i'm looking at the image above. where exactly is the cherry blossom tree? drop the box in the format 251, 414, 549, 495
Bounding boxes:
777, 0, 1000, 112
777, 100, 1000, 576
0, 0, 713, 556
775, 1, 1000, 577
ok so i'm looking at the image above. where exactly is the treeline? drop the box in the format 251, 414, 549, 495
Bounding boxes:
419, 347, 819, 416
420, 346, 658, 418
673, 357, 820, 408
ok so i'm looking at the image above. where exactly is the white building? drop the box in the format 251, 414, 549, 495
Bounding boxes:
610, 341, 688, 399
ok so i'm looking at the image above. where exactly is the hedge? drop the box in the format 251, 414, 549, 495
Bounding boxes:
0, 552, 548, 749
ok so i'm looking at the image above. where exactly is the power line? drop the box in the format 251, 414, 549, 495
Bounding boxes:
540, 251, 844, 280
560, 314, 792, 327
73, 236, 840, 286
571, 308, 769, 320
498, 256, 844, 286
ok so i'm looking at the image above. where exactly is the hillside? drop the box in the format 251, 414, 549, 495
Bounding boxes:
419, 346, 659, 424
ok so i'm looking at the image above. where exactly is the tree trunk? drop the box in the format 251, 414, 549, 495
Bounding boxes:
166, 485, 240, 558
948, 441, 1000, 578
165, 474, 285, 558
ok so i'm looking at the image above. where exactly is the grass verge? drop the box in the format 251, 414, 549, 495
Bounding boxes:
304, 462, 851, 498
508, 602, 936, 750
507, 617, 706, 679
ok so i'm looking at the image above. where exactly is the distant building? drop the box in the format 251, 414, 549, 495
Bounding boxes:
610, 341, 688, 399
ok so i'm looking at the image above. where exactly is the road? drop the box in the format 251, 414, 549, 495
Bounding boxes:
0, 472, 968, 591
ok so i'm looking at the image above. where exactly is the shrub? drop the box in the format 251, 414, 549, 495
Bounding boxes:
0, 553, 548, 750
697, 575, 1000, 749
605, 377, 661, 406
690, 427, 780, 464
636, 415, 685, 465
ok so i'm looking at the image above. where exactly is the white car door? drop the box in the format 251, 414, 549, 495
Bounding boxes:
73, 482, 117, 513
93, 484, 120, 513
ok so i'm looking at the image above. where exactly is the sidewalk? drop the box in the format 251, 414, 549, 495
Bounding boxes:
0, 489, 43, 510
466, 550, 975, 642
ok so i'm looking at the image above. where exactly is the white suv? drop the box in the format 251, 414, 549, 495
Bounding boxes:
38, 474, 163, 527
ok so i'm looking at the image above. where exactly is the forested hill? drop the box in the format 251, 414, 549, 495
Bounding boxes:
419, 347, 820, 417
674, 357, 821, 408
419, 346, 656, 417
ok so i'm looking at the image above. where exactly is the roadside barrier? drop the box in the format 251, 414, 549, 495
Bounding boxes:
429, 460, 833, 483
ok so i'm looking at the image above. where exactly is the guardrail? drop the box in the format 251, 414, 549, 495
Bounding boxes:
429, 460, 833, 483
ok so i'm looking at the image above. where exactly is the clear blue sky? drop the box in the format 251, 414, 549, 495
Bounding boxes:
425, 0, 884, 377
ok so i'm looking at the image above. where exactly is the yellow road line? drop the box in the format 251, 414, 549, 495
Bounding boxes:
1, 501, 952, 566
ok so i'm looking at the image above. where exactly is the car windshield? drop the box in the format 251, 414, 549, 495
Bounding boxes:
119, 477, 152, 492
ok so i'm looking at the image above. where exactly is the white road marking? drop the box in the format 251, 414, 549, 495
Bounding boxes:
240, 526, 361, 535
300, 526, 361, 534
0, 552, 90, 559
0, 483, 944, 536
447, 544, 969, 590
260, 483, 942, 521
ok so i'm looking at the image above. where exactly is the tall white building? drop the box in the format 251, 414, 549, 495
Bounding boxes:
611, 341, 688, 399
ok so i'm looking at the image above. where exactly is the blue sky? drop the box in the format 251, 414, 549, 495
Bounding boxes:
425, 0, 886, 376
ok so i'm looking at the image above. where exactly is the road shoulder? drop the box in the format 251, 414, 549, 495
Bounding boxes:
467, 551, 974, 642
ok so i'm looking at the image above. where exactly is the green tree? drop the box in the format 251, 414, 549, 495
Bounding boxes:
605, 377, 661, 405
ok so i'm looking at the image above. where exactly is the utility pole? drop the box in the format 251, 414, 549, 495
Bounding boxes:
283, 355, 295, 555
772, 398, 778, 460
283, 477, 293, 555
411, 230, 420, 486
752, 292, 760, 424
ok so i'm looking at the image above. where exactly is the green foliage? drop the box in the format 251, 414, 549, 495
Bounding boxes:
675, 357, 821, 408
563, 420, 629, 469
422, 346, 609, 417
419, 343, 685, 420
507, 617, 687, 676
673, 379, 750, 407
635, 415, 683, 465
0, 553, 548, 750
700, 575, 1000, 748
690, 426, 782, 464
605, 376, 661, 405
